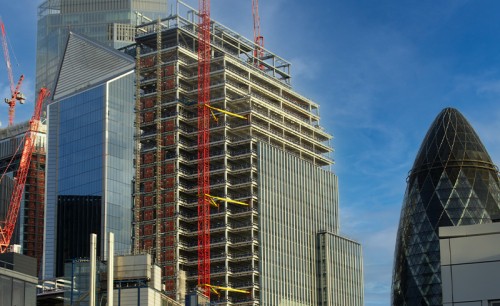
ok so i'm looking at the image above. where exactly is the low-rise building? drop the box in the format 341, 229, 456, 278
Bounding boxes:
0, 252, 38, 306
440, 222, 500, 305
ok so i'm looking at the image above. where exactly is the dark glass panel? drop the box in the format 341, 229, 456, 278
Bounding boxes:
55, 195, 102, 277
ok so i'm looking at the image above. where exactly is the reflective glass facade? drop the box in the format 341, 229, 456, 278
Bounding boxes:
57, 87, 104, 196
36, 0, 168, 98
45, 73, 135, 278
392, 108, 500, 305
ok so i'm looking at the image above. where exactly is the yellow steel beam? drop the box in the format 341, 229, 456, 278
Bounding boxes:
200, 284, 250, 294
205, 104, 247, 120
205, 194, 248, 206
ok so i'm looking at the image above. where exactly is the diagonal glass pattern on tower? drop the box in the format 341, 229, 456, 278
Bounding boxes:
392, 108, 500, 305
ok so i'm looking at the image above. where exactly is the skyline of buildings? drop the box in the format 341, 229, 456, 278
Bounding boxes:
3, 0, 369, 304
15, 0, 500, 306
392, 108, 500, 305
2, 1, 500, 304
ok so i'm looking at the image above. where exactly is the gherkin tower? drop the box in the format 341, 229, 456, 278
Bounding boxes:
392, 108, 500, 305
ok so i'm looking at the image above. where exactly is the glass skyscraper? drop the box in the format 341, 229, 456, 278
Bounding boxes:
43, 32, 136, 278
36, 0, 168, 98
392, 108, 500, 305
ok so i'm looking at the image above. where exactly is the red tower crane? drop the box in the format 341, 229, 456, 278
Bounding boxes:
197, 0, 212, 298
0, 19, 25, 126
252, 0, 264, 68
0, 87, 50, 253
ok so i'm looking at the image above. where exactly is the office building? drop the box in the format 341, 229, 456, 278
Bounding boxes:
0, 122, 47, 275
392, 108, 500, 305
43, 32, 136, 278
131, 2, 363, 305
36, 0, 168, 100
440, 222, 500, 305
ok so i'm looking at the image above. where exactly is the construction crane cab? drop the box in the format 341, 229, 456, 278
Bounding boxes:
1, 19, 25, 125
5, 90, 25, 105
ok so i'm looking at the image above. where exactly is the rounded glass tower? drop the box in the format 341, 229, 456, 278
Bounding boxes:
392, 108, 500, 305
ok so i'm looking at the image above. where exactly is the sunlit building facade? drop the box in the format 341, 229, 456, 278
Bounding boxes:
392, 108, 500, 305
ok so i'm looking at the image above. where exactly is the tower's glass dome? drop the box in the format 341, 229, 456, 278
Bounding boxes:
392, 108, 500, 305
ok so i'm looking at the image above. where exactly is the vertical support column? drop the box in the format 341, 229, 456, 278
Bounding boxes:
90, 233, 97, 306
155, 18, 163, 264
107, 232, 114, 306
134, 46, 142, 254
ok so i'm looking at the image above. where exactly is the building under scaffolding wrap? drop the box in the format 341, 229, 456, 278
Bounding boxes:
128, 1, 364, 305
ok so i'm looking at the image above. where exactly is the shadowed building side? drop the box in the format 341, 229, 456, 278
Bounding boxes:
392, 107, 500, 305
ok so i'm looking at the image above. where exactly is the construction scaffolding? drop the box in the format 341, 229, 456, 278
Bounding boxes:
129, 1, 332, 304
0, 122, 47, 274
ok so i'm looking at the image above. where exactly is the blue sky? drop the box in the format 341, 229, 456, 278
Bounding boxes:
2, 1, 500, 305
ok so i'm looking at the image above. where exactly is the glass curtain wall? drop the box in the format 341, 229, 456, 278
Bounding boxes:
36, 0, 168, 97
258, 142, 339, 305
45, 73, 134, 277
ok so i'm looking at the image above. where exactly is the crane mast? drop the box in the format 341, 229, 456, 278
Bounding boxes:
0, 87, 50, 253
0, 20, 25, 126
197, 0, 212, 298
252, 0, 264, 68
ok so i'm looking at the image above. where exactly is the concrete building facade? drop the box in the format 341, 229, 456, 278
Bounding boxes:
440, 223, 500, 306
130, 2, 363, 305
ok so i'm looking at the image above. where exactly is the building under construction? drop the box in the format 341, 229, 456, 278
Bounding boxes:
130, 2, 363, 305
0, 122, 46, 275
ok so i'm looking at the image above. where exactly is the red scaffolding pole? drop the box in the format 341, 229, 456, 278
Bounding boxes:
197, 0, 211, 298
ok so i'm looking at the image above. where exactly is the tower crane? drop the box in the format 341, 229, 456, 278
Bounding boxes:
252, 0, 264, 69
197, 0, 212, 298
0, 87, 50, 253
0, 19, 25, 126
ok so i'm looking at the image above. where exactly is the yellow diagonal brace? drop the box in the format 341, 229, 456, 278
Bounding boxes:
205, 105, 247, 120
200, 284, 250, 294
205, 194, 248, 206
198, 194, 220, 207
